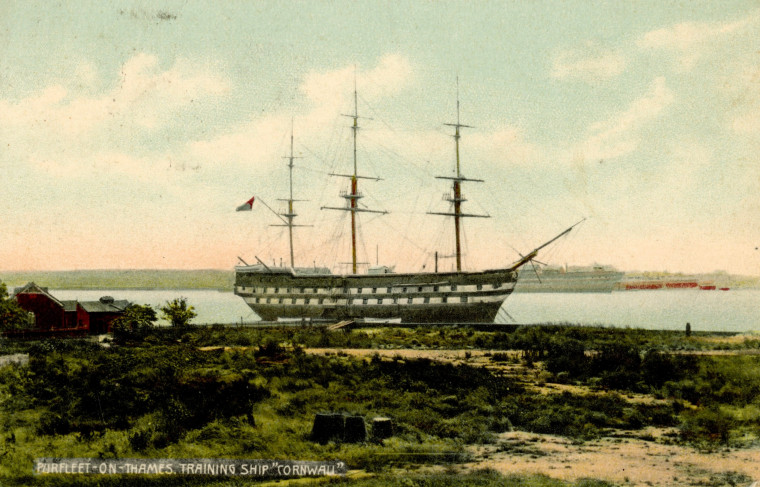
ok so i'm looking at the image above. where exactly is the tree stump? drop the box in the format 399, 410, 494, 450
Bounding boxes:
372, 417, 393, 440
344, 415, 367, 443
311, 413, 345, 444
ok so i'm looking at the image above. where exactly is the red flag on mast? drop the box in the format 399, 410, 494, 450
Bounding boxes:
236, 196, 255, 211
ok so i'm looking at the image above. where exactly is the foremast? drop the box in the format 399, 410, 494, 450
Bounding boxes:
321, 75, 387, 274
429, 80, 489, 272
271, 120, 310, 268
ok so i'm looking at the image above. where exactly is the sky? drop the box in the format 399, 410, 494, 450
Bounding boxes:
1, 0, 759, 275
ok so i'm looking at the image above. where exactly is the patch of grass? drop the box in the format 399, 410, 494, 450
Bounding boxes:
701, 471, 754, 487
495, 439, 548, 457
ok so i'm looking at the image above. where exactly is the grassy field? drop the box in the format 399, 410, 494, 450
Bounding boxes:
1, 324, 759, 486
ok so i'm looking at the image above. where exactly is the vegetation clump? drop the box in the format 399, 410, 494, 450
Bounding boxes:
0, 281, 28, 332
160, 297, 197, 328
111, 304, 158, 343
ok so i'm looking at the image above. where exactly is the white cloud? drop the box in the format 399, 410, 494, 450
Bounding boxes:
194, 56, 415, 171
551, 45, 625, 81
637, 11, 759, 70
300, 54, 412, 109
732, 111, 760, 134
726, 65, 760, 135
116, 55, 228, 127
572, 77, 674, 162
189, 112, 292, 168
638, 16, 751, 50
0, 53, 229, 138
0, 52, 233, 233
470, 126, 541, 167
0, 54, 416, 227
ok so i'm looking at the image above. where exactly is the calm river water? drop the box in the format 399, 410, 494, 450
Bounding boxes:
52, 289, 759, 333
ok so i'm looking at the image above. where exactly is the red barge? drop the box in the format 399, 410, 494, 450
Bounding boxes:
665, 280, 698, 289
624, 281, 663, 290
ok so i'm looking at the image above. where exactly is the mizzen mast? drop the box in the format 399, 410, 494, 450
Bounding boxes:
321, 73, 387, 274
429, 80, 489, 272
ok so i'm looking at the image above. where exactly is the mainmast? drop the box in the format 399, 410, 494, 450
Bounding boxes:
429, 80, 489, 272
272, 119, 310, 268
321, 73, 386, 274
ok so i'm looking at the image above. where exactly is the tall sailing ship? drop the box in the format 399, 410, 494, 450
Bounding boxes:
234, 82, 578, 323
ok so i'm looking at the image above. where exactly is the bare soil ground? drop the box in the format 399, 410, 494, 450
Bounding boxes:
457, 430, 760, 487
306, 347, 760, 486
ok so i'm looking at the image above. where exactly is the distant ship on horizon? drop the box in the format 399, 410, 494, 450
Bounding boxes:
514, 264, 624, 293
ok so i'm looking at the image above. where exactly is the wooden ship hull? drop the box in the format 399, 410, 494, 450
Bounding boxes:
235, 266, 518, 323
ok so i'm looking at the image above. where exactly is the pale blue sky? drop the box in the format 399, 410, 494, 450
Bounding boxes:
1, 1, 758, 274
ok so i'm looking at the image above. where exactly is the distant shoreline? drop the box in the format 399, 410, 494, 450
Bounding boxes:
2, 268, 759, 291
0, 269, 234, 291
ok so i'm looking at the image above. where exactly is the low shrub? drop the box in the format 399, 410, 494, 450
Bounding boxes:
680, 407, 735, 447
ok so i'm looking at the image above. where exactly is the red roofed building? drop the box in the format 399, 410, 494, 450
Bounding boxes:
79, 296, 131, 334
6, 282, 130, 337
